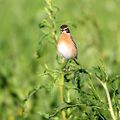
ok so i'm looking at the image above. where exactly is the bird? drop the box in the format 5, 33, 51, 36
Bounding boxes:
57, 24, 79, 65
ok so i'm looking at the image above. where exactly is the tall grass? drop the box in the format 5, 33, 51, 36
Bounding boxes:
22, 0, 120, 120
0, 0, 120, 120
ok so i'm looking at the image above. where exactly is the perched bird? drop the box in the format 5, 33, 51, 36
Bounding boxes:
57, 24, 79, 65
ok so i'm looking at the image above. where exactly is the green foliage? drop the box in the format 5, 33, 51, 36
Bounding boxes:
0, 0, 120, 120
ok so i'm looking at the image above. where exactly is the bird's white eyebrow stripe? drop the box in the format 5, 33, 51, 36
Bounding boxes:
61, 28, 69, 31
64, 28, 68, 30
61, 27, 68, 30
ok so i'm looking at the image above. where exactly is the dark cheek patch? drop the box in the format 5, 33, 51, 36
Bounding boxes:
66, 29, 70, 33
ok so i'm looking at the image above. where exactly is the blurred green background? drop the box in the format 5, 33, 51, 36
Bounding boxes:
0, 0, 120, 119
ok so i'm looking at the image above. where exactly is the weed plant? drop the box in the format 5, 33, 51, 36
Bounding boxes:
0, 0, 120, 120
22, 0, 120, 120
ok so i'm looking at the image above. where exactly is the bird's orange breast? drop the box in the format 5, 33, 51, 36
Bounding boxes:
57, 32, 77, 59
59, 32, 72, 44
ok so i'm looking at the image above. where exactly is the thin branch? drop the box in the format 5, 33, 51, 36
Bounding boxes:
94, 77, 116, 120
49, 104, 82, 119
100, 82, 116, 120
49, 103, 105, 119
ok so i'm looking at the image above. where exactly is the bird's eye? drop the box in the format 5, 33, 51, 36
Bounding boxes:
65, 28, 70, 33
60, 27, 70, 33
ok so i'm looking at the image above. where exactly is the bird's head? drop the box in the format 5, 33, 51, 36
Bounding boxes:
60, 24, 70, 33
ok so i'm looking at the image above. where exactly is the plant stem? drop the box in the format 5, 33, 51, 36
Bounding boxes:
100, 81, 116, 120
49, 103, 103, 119
58, 74, 67, 120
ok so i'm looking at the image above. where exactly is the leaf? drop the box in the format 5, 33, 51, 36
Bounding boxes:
93, 66, 107, 81
108, 74, 120, 84
39, 19, 51, 29
37, 112, 49, 119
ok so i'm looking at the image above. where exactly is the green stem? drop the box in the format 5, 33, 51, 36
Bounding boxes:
66, 88, 71, 116
99, 81, 116, 120
88, 78, 103, 103
58, 74, 67, 120
49, 103, 103, 119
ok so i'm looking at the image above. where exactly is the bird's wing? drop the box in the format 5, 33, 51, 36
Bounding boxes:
70, 36, 78, 58
70, 36, 77, 50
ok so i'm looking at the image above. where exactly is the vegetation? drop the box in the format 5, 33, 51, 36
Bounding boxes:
0, 0, 120, 120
